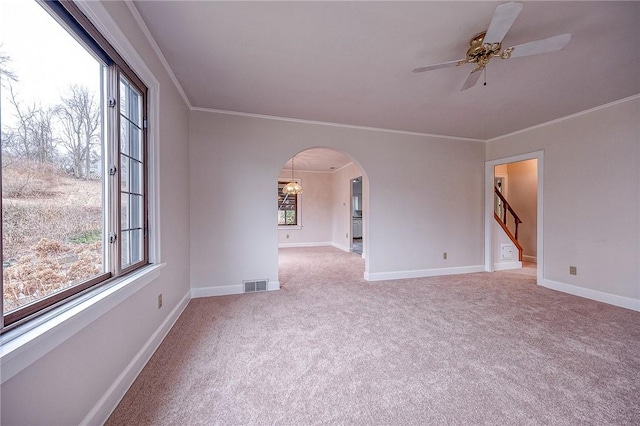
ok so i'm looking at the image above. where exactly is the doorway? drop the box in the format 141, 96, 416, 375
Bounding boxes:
485, 151, 544, 283
351, 176, 363, 255
276, 148, 369, 286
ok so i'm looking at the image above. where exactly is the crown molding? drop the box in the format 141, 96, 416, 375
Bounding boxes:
487, 94, 640, 143
124, 1, 192, 109
191, 107, 486, 143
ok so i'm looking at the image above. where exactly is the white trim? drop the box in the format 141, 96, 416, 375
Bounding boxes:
364, 265, 485, 281
523, 255, 537, 264
191, 107, 485, 143
81, 289, 190, 426
267, 281, 280, 291
278, 226, 302, 231
493, 261, 523, 271
191, 285, 242, 298
191, 281, 280, 298
124, 1, 192, 109
331, 242, 352, 253
487, 94, 640, 142
0, 264, 166, 385
541, 279, 640, 312
278, 242, 332, 248
485, 151, 544, 287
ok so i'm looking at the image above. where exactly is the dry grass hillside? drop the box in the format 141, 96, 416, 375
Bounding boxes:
2, 161, 103, 313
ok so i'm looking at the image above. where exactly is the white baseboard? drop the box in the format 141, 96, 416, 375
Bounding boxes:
276, 241, 353, 253
191, 281, 280, 298
82, 290, 191, 426
541, 279, 640, 312
191, 284, 243, 297
364, 265, 485, 281
268, 281, 280, 291
331, 242, 351, 252
523, 255, 537, 264
278, 241, 331, 248
493, 261, 522, 271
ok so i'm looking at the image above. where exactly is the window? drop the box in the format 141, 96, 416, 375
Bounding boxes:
277, 181, 298, 225
1, 0, 148, 331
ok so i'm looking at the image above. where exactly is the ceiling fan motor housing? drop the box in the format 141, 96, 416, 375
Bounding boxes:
465, 32, 502, 69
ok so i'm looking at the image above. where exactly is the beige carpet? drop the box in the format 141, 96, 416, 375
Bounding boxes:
107, 247, 640, 425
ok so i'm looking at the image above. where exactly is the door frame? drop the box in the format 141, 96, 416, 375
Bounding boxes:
484, 150, 544, 284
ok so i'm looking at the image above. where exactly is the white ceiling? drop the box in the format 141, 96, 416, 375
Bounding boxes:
281, 148, 352, 173
133, 1, 639, 142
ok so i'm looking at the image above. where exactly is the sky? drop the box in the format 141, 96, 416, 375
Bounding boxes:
0, 0, 101, 127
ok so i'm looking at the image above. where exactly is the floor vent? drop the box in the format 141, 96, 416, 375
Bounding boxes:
244, 279, 268, 293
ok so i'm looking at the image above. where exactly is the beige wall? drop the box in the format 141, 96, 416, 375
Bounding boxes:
277, 170, 333, 245
189, 110, 486, 288
506, 159, 537, 260
276, 161, 367, 252
487, 97, 640, 303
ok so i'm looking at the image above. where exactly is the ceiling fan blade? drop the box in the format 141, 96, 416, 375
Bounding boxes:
412, 59, 464, 73
460, 68, 483, 91
507, 33, 572, 58
484, 2, 524, 44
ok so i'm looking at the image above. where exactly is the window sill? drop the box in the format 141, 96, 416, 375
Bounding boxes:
278, 225, 302, 230
0, 263, 166, 385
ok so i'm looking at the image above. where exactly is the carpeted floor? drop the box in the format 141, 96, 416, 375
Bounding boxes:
106, 247, 640, 425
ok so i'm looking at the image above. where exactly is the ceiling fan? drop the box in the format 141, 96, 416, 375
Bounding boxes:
413, 2, 571, 91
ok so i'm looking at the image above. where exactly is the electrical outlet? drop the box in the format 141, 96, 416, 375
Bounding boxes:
157, 293, 163, 309
286, 234, 290, 239
569, 266, 577, 276
443, 252, 447, 260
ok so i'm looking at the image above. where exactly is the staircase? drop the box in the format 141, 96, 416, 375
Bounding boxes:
494, 186, 523, 261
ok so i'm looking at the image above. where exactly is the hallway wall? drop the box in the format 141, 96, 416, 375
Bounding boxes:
506, 159, 538, 261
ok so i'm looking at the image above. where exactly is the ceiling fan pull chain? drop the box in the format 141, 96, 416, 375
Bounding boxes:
484, 67, 487, 86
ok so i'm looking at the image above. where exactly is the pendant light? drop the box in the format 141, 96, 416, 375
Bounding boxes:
282, 156, 303, 195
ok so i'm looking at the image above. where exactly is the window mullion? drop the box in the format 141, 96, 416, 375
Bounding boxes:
106, 65, 121, 277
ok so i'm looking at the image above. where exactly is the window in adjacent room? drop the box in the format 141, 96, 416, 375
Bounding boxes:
277, 181, 298, 225
0, 0, 149, 331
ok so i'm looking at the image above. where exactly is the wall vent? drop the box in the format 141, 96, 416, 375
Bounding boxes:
244, 279, 268, 293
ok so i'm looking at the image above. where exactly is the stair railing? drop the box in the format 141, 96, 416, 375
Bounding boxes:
494, 186, 523, 261
494, 186, 522, 240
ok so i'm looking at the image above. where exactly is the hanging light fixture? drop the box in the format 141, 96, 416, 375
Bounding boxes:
282, 156, 303, 195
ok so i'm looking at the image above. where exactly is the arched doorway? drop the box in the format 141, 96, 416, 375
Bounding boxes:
276, 148, 369, 286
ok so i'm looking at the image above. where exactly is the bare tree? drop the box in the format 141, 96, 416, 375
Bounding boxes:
55, 85, 100, 179
4, 84, 36, 160
0, 48, 18, 87
2, 84, 57, 164
32, 107, 58, 165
